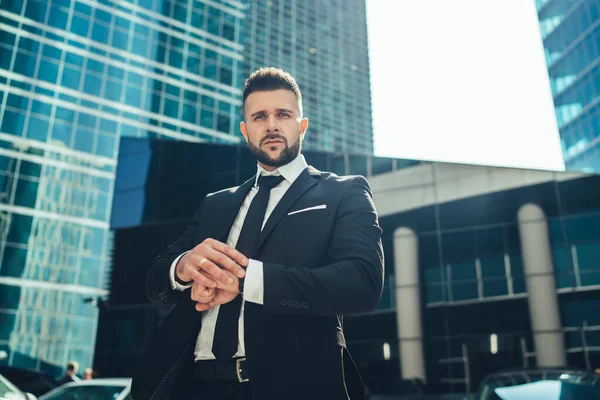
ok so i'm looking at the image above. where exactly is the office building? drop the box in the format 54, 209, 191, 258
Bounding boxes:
536, 0, 600, 171
242, 0, 374, 154
0, 0, 243, 374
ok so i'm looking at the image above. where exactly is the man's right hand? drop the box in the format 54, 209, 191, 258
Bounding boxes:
175, 238, 248, 288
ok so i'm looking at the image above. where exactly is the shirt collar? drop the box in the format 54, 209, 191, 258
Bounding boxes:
254, 154, 308, 188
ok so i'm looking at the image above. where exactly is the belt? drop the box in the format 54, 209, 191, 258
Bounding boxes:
194, 357, 250, 383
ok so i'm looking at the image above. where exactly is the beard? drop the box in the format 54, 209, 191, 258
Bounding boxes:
248, 132, 301, 168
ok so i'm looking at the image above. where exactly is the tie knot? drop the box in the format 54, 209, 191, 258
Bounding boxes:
258, 175, 285, 189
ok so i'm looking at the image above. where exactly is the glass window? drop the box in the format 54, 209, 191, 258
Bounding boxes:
50, 121, 72, 146
83, 74, 102, 96
91, 22, 109, 42
217, 114, 230, 133
480, 255, 505, 278
48, 5, 68, 30
20, 161, 41, 179
182, 104, 198, 124
200, 109, 214, 128
483, 279, 508, 297
14, 52, 36, 77
6, 213, 33, 244
27, 116, 49, 141
201, 95, 215, 108
61, 66, 82, 90
96, 133, 115, 158
451, 261, 476, 281
1, 245, 28, 278
451, 281, 478, 301
38, 61, 59, 84
426, 283, 445, 303
71, 15, 90, 37
24, 1, 47, 20
74, 130, 94, 153
124, 87, 141, 108
219, 67, 232, 85
104, 80, 122, 102
223, 22, 235, 41
14, 178, 39, 208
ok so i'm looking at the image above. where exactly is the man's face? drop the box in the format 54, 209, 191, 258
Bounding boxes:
241, 89, 308, 170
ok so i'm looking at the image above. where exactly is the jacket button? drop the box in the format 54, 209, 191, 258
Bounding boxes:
287, 299, 295, 307
302, 302, 309, 309
295, 301, 302, 309
280, 298, 287, 306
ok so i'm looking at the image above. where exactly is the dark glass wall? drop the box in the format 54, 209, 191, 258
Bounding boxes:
363, 173, 600, 393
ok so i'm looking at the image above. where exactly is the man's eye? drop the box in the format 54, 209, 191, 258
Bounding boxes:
278, 112, 289, 117
254, 115, 264, 120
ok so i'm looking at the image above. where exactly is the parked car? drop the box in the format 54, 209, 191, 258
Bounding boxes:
476, 368, 600, 399
0, 367, 57, 397
39, 378, 131, 400
0, 372, 36, 400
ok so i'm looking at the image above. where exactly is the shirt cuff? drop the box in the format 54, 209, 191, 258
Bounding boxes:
170, 252, 192, 291
243, 259, 264, 305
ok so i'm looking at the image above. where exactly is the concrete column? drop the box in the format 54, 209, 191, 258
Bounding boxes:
394, 227, 426, 381
517, 203, 566, 367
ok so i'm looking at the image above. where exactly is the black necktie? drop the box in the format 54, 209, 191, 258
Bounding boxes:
211, 175, 285, 359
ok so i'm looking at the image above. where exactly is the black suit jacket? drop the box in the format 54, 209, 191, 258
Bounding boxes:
131, 166, 384, 400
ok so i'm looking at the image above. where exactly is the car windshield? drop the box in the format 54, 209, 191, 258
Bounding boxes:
0, 373, 25, 400
42, 384, 127, 400
480, 380, 600, 400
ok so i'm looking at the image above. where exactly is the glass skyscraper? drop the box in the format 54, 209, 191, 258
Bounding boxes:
536, 0, 600, 172
0, 0, 243, 373
242, 0, 374, 154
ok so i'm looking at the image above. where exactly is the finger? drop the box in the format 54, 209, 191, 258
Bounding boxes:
195, 302, 211, 312
194, 253, 237, 286
189, 268, 218, 288
213, 271, 239, 292
205, 248, 246, 280
191, 284, 215, 302
190, 284, 209, 302
210, 241, 249, 272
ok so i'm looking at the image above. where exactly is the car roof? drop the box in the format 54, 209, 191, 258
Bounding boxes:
480, 368, 600, 388
63, 378, 132, 386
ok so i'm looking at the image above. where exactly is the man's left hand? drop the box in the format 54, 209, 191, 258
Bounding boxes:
194, 270, 240, 312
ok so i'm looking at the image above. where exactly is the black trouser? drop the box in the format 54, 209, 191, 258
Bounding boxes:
184, 378, 252, 400
173, 359, 253, 400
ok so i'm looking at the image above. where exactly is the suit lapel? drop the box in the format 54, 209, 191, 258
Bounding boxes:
213, 176, 255, 243
255, 167, 320, 252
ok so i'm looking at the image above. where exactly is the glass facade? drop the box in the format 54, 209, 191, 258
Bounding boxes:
241, 0, 374, 154
0, 0, 243, 374
536, 0, 600, 172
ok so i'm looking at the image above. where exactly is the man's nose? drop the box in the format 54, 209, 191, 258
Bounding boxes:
266, 115, 279, 132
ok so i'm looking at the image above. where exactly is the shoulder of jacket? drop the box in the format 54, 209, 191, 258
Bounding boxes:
205, 185, 240, 200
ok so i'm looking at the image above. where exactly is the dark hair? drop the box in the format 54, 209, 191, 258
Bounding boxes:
243, 67, 302, 113
66, 361, 79, 372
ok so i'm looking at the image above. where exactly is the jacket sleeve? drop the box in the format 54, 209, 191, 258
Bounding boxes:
262, 176, 384, 316
145, 198, 206, 305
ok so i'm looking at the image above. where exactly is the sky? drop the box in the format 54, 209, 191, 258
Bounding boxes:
367, 0, 566, 171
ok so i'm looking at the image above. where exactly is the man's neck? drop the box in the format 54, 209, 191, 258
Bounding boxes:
258, 162, 277, 172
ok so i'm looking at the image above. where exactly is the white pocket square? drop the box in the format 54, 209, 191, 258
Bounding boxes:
287, 204, 327, 216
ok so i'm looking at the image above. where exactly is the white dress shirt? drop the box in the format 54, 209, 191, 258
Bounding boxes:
169, 154, 309, 360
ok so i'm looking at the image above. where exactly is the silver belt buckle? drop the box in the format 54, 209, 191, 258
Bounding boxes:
236, 357, 249, 383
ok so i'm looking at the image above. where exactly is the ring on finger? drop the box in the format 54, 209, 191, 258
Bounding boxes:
199, 258, 208, 268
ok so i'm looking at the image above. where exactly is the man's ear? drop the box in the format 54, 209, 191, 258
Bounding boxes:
300, 118, 309, 140
240, 122, 249, 142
